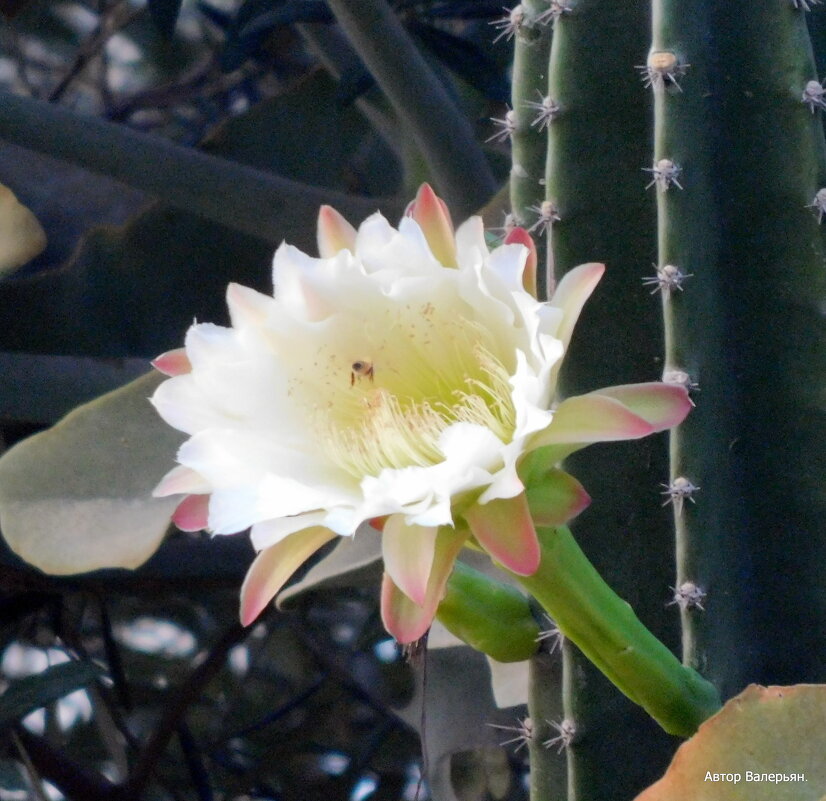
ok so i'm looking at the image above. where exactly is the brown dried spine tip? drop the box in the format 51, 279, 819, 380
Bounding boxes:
487, 109, 517, 143
543, 718, 577, 752
643, 159, 683, 191
668, 581, 707, 612
636, 51, 690, 92
807, 188, 826, 222
660, 476, 700, 515
490, 5, 525, 43
527, 200, 561, 235
802, 80, 826, 113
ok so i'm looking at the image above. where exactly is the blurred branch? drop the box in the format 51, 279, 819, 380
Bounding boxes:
123, 621, 250, 801
14, 727, 122, 801
12, 730, 51, 801
48, 0, 143, 104
0, 92, 404, 242
297, 24, 398, 155
325, 0, 496, 217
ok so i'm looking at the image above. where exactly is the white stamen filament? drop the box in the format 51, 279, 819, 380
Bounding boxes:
323, 345, 516, 478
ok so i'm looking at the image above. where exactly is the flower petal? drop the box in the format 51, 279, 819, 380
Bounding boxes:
464, 492, 540, 576
380, 526, 467, 643
153, 464, 211, 497
588, 382, 691, 432
172, 494, 209, 532
317, 205, 357, 257
504, 227, 537, 298
550, 262, 605, 350
407, 183, 456, 267
240, 526, 336, 625
151, 348, 191, 376
227, 283, 273, 328
382, 516, 438, 605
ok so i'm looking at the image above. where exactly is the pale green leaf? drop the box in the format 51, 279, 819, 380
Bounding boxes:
0, 371, 182, 575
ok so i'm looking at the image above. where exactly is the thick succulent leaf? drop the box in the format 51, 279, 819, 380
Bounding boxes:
0, 182, 46, 276
0, 661, 102, 732
635, 685, 826, 801
0, 371, 183, 574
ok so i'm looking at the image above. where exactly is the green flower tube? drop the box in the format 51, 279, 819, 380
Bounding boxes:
437, 560, 540, 663
511, 525, 721, 737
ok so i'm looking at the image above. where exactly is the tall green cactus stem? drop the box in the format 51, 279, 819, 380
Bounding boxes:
508, 3, 553, 297
324, 0, 496, 217
648, 0, 755, 694
540, 1, 682, 797
527, 650, 567, 801
512, 526, 721, 738
705, 4, 826, 686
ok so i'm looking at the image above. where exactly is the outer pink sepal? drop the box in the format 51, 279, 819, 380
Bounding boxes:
381, 516, 438, 606
541, 393, 657, 445
504, 227, 538, 298
152, 348, 191, 376
525, 468, 591, 527
240, 526, 336, 626
589, 383, 691, 432
380, 527, 467, 643
317, 205, 357, 257
464, 492, 540, 576
172, 494, 210, 532
406, 183, 457, 268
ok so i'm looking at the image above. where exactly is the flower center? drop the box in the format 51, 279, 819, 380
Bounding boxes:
318, 314, 517, 479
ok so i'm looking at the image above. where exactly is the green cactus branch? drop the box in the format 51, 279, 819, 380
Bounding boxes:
324, 0, 496, 217
0, 91, 403, 242
514, 526, 721, 738
706, 3, 826, 686
647, 0, 755, 696
508, 2, 553, 299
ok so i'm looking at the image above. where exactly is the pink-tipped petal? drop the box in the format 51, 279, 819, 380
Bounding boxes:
153, 465, 211, 497
240, 526, 336, 625
525, 467, 591, 527
151, 348, 191, 376
504, 227, 538, 298
408, 183, 457, 268
539, 393, 656, 446
317, 205, 357, 258
589, 383, 692, 432
226, 283, 271, 328
380, 527, 466, 643
172, 494, 210, 532
382, 516, 438, 606
464, 492, 540, 576
550, 263, 605, 350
